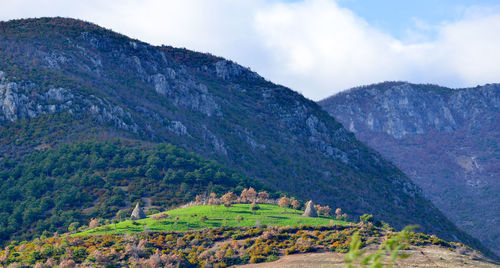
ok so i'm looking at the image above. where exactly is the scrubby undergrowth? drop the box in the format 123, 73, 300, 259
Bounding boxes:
0, 223, 466, 267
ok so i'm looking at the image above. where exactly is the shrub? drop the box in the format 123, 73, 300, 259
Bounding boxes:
68, 222, 79, 233
257, 191, 269, 202
278, 196, 290, 209
250, 202, 260, 211
148, 208, 160, 215
151, 213, 169, 220
360, 214, 374, 223
266, 254, 279, 262
285, 246, 297, 255
291, 199, 300, 210
320, 205, 331, 217
214, 262, 227, 268
221, 192, 238, 206
249, 255, 266, 263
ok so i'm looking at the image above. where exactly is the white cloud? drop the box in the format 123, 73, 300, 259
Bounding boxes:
0, 0, 499, 100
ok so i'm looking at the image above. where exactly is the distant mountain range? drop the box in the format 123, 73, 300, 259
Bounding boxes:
319, 81, 500, 256
0, 17, 494, 258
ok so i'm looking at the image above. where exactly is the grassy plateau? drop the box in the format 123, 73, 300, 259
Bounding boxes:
77, 204, 349, 235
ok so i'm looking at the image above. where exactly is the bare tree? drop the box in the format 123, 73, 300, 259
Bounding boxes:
278, 196, 291, 210
257, 191, 269, 202
291, 199, 301, 210
246, 187, 257, 202
240, 188, 248, 203
221, 192, 238, 206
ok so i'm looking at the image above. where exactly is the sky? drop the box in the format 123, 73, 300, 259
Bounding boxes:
1, 0, 500, 100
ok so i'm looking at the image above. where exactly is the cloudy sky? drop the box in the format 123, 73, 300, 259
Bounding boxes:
1, 0, 500, 100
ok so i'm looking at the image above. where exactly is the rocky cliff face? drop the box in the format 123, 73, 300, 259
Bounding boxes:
319, 81, 500, 256
0, 73, 137, 131
0, 18, 491, 256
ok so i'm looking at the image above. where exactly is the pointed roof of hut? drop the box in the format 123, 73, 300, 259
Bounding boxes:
302, 200, 318, 217
131, 203, 146, 220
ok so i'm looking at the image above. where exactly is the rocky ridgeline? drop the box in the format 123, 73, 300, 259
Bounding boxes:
0, 18, 492, 257
319, 81, 500, 256
0, 71, 137, 132
320, 82, 499, 139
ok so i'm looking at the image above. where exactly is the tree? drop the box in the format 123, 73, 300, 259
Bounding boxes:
89, 218, 100, 229
246, 187, 257, 202
145, 166, 161, 180
335, 208, 342, 217
195, 195, 202, 203
360, 214, 374, 223
221, 192, 238, 207
112, 219, 118, 233
278, 196, 290, 210
314, 204, 321, 212
257, 191, 269, 202
250, 201, 260, 211
321, 205, 331, 217
68, 222, 79, 233
240, 188, 248, 203
208, 192, 219, 206
116, 210, 128, 222
291, 199, 301, 210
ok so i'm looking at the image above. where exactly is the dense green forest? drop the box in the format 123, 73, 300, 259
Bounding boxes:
0, 141, 274, 245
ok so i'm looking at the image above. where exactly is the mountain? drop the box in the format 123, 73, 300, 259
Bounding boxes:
319, 81, 500, 256
0, 18, 491, 256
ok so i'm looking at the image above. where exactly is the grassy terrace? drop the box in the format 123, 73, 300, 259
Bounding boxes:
77, 204, 349, 235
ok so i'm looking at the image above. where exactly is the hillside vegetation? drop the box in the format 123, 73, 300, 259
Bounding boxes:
78, 204, 348, 236
0, 218, 473, 267
0, 141, 274, 245
0, 17, 493, 257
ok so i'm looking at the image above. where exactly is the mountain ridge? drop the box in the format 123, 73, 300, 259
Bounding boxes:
319, 81, 500, 256
0, 17, 494, 258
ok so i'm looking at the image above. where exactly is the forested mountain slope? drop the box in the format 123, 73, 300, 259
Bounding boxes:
0, 141, 273, 243
319, 81, 500, 255
0, 18, 491, 256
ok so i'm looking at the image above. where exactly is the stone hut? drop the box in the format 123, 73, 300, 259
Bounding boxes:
131, 203, 146, 220
302, 200, 318, 217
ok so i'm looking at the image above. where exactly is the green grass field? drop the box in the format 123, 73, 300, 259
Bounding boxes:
77, 204, 349, 235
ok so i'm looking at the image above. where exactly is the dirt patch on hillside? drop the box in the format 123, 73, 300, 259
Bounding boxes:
238, 245, 499, 268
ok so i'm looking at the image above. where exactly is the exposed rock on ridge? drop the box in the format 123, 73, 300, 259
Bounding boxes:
0, 18, 492, 257
319, 81, 500, 256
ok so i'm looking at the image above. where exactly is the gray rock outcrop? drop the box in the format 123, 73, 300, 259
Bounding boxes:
319, 81, 500, 256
